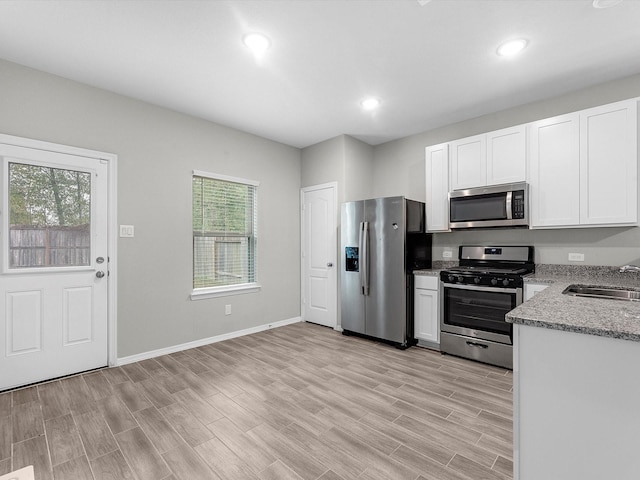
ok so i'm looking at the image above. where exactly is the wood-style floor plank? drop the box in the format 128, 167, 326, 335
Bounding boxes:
161, 443, 220, 480
0, 415, 11, 461
115, 426, 171, 480
12, 402, 44, 443
74, 410, 118, 461
0, 322, 514, 480
194, 436, 260, 480
12, 436, 52, 480
133, 406, 184, 454
44, 414, 84, 466
52, 456, 94, 480
37, 381, 71, 421
90, 450, 136, 480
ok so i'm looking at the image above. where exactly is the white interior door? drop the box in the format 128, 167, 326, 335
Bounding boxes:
301, 183, 337, 329
0, 144, 109, 391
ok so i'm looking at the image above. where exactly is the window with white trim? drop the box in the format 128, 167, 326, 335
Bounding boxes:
192, 171, 258, 297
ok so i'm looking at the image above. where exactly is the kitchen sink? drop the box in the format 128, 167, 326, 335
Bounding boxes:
562, 284, 640, 302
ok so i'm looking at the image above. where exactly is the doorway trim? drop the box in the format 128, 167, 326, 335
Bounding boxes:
0, 133, 118, 367
300, 181, 338, 329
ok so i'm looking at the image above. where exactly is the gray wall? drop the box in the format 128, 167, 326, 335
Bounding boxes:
301, 134, 373, 203
372, 73, 640, 266
0, 59, 302, 358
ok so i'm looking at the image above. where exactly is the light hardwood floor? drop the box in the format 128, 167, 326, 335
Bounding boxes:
0, 322, 513, 480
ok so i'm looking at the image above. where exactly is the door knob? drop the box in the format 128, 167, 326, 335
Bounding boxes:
327, 262, 333, 267
96, 271, 105, 278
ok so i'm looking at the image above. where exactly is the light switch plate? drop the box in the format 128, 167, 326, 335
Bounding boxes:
442, 250, 453, 258
119, 225, 134, 238
568, 252, 585, 262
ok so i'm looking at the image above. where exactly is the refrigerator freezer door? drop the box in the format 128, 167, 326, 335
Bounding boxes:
340, 201, 365, 335
364, 197, 407, 344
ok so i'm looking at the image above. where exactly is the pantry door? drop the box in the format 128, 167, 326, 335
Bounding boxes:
301, 183, 337, 329
0, 143, 109, 391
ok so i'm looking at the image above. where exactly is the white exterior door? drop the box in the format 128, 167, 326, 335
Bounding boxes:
301, 183, 337, 329
0, 143, 109, 390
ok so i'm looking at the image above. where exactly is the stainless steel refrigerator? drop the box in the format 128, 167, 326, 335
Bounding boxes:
340, 196, 432, 348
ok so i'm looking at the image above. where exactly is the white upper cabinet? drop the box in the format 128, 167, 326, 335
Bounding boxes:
450, 126, 526, 190
529, 113, 581, 227
425, 143, 450, 232
450, 135, 486, 190
486, 125, 527, 186
530, 99, 638, 228
580, 101, 638, 226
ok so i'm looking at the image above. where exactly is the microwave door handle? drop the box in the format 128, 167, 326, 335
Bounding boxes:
505, 191, 513, 220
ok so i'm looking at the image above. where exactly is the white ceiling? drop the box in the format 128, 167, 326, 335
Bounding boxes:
1, 0, 640, 148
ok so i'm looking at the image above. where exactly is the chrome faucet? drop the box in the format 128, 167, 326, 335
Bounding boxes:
619, 265, 640, 273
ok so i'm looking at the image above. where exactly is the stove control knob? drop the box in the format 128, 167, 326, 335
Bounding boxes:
474, 277, 481, 284
491, 278, 498, 286
457, 276, 464, 283
447, 275, 455, 283
503, 279, 510, 286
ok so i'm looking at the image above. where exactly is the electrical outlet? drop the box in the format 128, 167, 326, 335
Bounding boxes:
442, 250, 453, 258
568, 252, 585, 262
225, 304, 231, 315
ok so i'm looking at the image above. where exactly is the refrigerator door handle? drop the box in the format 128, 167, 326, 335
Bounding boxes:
361, 221, 370, 296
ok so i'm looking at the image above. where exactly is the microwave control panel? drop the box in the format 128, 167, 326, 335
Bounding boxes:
512, 191, 525, 219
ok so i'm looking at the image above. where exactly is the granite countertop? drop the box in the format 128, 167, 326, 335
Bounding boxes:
508, 265, 640, 342
414, 261, 457, 276
414, 269, 441, 276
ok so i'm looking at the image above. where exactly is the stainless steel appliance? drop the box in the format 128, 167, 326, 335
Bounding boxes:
440, 245, 534, 369
341, 197, 432, 348
449, 182, 528, 229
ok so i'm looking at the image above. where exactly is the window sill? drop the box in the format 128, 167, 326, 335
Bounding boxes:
190, 283, 261, 300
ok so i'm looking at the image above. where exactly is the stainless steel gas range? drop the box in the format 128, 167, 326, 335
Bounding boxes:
439, 245, 534, 369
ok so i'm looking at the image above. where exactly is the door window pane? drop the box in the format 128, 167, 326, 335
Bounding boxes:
8, 162, 91, 268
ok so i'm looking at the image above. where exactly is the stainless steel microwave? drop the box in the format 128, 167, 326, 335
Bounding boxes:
449, 182, 529, 229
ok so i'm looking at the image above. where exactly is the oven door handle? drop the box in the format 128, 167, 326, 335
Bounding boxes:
466, 341, 489, 349
441, 282, 520, 295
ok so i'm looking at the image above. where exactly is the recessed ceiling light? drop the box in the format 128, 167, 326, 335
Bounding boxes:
496, 39, 528, 57
243, 33, 270, 55
361, 98, 381, 110
593, 0, 623, 8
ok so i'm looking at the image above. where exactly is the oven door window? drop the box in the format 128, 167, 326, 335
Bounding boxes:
443, 287, 515, 335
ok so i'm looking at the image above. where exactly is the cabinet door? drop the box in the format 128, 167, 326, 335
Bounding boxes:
450, 135, 486, 190
524, 283, 548, 302
425, 144, 450, 232
580, 100, 638, 226
414, 288, 439, 345
529, 113, 580, 227
486, 125, 526, 186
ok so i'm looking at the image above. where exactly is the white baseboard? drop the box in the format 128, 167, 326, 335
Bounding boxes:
117, 316, 302, 366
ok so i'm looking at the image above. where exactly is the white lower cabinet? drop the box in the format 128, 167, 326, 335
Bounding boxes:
523, 283, 548, 301
414, 275, 440, 348
514, 324, 640, 479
